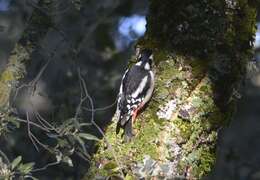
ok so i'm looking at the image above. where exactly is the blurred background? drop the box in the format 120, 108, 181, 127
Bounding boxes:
0, 0, 259, 179
0, 0, 149, 179
209, 13, 260, 180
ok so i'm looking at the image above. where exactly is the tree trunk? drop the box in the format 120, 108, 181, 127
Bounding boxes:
0, 0, 37, 103
86, 0, 257, 179
0, 1, 40, 134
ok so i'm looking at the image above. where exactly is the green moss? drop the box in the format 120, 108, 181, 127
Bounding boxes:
165, 74, 225, 178
92, 51, 224, 177
0, 44, 29, 136
1, 70, 15, 82
181, 145, 216, 178
0, 45, 28, 107
87, 48, 222, 178
173, 118, 193, 140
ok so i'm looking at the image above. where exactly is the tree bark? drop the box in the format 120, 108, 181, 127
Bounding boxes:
86, 0, 257, 179
0, 1, 39, 134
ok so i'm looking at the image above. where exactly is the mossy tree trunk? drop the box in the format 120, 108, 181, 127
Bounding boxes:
0, 1, 39, 135
86, 0, 257, 179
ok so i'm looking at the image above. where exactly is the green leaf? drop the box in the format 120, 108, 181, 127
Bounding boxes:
78, 133, 100, 141
57, 138, 67, 147
75, 136, 90, 156
46, 133, 59, 138
8, 117, 20, 128
79, 123, 92, 127
11, 156, 22, 170
24, 175, 39, 180
62, 156, 73, 167
75, 136, 85, 147
55, 152, 62, 162
18, 162, 35, 174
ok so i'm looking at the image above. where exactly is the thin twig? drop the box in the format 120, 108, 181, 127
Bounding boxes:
32, 105, 58, 132
30, 133, 51, 153
12, 58, 51, 104
34, 113, 51, 132
77, 69, 125, 177
82, 100, 117, 112
15, 118, 48, 132
31, 161, 60, 172
75, 152, 90, 162
26, 111, 39, 152
0, 149, 10, 165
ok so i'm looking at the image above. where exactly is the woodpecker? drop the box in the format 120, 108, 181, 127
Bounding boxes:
116, 48, 155, 142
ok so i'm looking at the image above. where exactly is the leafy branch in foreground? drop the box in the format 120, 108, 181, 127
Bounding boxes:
0, 152, 36, 180
0, 66, 117, 178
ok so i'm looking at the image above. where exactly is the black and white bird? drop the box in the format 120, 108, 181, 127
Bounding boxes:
116, 49, 155, 142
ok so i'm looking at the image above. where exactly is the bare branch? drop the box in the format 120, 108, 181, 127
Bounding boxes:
77, 69, 125, 177
15, 118, 49, 132
31, 161, 60, 173
82, 100, 117, 112
26, 111, 39, 152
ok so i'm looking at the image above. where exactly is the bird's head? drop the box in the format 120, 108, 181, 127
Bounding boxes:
136, 48, 153, 70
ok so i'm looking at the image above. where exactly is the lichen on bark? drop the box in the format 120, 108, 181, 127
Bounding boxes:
0, 44, 30, 107
0, 43, 31, 136
86, 0, 257, 179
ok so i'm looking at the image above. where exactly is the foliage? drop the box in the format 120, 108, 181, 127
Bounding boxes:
0, 154, 36, 180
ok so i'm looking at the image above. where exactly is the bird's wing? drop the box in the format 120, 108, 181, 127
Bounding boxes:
117, 66, 152, 128
120, 68, 151, 125
123, 66, 150, 96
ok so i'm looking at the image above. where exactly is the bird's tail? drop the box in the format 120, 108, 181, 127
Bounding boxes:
116, 121, 121, 134
116, 113, 128, 133
123, 120, 133, 142
116, 114, 133, 142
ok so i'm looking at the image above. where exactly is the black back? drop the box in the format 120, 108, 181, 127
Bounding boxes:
123, 65, 150, 98
119, 65, 150, 116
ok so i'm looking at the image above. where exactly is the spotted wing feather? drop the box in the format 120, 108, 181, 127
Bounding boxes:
116, 65, 151, 131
